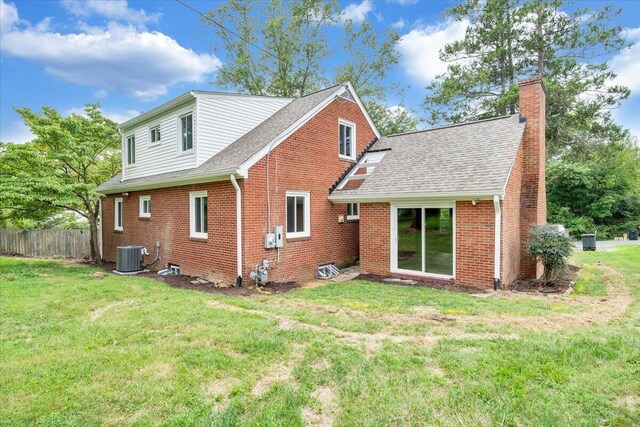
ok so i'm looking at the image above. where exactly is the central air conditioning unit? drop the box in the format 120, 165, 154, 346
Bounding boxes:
116, 245, 144, 272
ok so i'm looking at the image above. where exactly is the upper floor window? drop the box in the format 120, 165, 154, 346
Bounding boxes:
114, 197, 123, 231
150, 126, 161, 144
139, 195, 151, 218
126, 135, 135, 165
347, 203, 359, 220
181, 113, 193, 152
339, 119, 355, 160
189, 191, 208, 239
286, 191, 310, 238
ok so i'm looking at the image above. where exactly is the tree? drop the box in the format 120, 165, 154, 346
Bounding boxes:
365, 102, 419, 136
0, 105, 120, 263
526, 224, 574, 285
203, 0, 416, 135
424, 0, 630, 159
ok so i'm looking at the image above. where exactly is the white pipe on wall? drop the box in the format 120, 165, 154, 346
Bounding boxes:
230, 174, 243, 281
493, 195, 501, 290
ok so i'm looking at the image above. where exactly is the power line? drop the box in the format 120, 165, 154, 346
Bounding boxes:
174, 0, 337, 89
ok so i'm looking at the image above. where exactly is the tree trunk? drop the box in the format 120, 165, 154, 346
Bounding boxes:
88, 214, 102, 265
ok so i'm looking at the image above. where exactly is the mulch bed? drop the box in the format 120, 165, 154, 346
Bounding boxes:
96, 261, 299, 296
355, 273, 483, 294
503, 265, 579, 294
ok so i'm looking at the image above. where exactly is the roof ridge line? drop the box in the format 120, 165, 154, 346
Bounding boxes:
386, 114, 518, 138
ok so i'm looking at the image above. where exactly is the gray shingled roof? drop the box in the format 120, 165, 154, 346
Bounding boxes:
97, 85, 342, 193
330, 114, 525, 200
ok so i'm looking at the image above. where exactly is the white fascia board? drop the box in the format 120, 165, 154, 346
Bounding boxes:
96, 169, 243, 194
328, 191, 504, 203
344, 82, 381, 139
118, 92, 196, 130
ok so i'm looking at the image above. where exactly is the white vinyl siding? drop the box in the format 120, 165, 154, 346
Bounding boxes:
139, 195, 150, 217
126, 135, 135, 165
195, 95, 291, 166
347, 203, 359, 220
286, 191, 310, 238
189, 191, 208, 239
114, 197, 123, 231
339, 118, 356, 160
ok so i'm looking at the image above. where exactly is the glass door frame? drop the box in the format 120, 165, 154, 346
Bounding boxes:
390, 201, 456, 280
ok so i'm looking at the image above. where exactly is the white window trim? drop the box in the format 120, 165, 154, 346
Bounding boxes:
179, 112, 195, 154
149, 124, 161, 146
285, 191, 311, 239
347, 202, 359, 220
125, 134, 135, 166
114, 197, 123, 231
139, 195, 151, 218
390, 202, 456, 280
338, 118, 356, 161
189, 191, 208, 239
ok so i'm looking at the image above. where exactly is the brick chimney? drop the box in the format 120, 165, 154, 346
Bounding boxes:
518, 76, 547, 279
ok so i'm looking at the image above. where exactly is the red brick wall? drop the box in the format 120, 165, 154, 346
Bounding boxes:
455, 200, 495, 288
501, 141, 523, 285
518, 77, 547, 278
359, 203, 390, 275
241, 96, 377, 283
101, 180, 238, 281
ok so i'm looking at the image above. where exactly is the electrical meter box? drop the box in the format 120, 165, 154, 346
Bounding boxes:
264, 233, 276, 249
274, 225, 283, 248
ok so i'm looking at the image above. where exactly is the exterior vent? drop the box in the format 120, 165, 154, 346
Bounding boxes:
116, 245, 144, 272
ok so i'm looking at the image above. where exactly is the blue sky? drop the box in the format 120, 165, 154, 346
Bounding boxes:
1, 0, 638, 143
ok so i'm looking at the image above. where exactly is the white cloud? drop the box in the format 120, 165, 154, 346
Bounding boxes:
389, 0, 418, 5
340, 0, 372, 23
391, 18, 405, 30
611, 27, 640, 94
0, 1, 221, 101
66, 107, 141, 124
1, 121, 35, 144
397, 19, 469, 84
61, 0, 160, 27
0, 0, 18, 33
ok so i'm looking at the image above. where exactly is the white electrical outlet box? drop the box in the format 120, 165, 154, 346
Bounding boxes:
274, 225, 283, 247
264, 233, 276, 249
338, 214, 345, 223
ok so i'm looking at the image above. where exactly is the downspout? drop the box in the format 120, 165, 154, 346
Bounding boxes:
98, 197, 103, 260
230, 174, 243, 287
493, 195, 501, 290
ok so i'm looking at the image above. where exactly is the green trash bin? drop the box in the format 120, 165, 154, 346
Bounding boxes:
582, 234, 596, 251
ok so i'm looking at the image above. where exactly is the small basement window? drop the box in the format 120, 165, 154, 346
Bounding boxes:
190, 191, 208, 238
139, 195, 151, 218
347, 203, 359, 220
114, 197, 123, 231
286, 191, 310, 238
150, 126, 161, 144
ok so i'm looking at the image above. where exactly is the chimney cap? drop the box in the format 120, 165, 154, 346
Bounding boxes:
518, 75, 546, 93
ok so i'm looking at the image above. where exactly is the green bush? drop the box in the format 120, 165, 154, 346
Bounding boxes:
526, 224, 574, 285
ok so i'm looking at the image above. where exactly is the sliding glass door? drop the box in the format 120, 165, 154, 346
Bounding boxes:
395, 206, 454, 277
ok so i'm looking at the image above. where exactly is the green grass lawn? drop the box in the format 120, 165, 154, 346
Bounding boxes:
1, 247, 639, 426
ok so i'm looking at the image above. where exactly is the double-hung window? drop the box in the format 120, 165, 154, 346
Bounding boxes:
126, 135, 135, 165
347, 203, 359, 220
339, 119, 355, 160
180, 113, 193, 152
286, 191, 310, 238
150, 126, 161, 144
139, 195, 151, 218
114, 197, 123, 231
189, 191, 208, 239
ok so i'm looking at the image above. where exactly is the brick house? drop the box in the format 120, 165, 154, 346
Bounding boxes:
97, 77, 546, 289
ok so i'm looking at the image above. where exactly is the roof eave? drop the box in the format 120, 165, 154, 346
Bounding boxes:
328, 190, 505, 203
118, 91, 196, 130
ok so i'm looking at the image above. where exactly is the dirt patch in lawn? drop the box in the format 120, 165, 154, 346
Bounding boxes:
356, 274, 484, 294
252, 343, 305, 397
89, 299, 136, 321
97, 262, 299, 296
301, 385, 339, 427
504, 265, 579, 294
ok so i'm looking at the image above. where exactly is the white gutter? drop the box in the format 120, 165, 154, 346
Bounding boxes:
230, 174, 243, 285
329, 191, 504, 203
493, 195, 501, 290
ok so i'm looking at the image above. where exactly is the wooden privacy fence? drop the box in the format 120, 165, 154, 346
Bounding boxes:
0, 228, 91, 259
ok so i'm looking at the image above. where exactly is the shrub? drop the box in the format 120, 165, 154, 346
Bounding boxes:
526, 224, 574, 285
